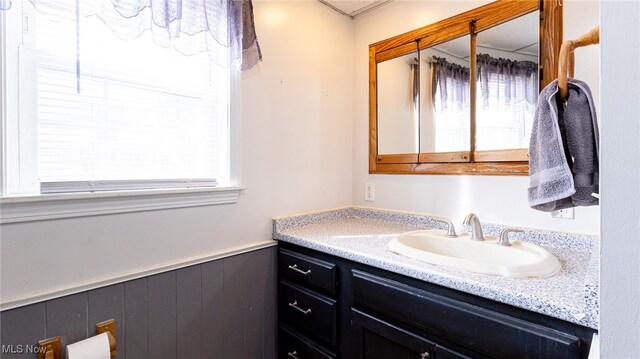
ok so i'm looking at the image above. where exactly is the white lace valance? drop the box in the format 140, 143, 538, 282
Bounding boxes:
1, 0, 262, 71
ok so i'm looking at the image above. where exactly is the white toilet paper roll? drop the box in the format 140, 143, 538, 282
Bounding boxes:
66, 332, 111, 359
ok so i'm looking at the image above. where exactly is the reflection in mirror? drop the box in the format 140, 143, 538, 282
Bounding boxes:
419, 35, 470, 153
475, 11, 539, 151
377, 52, 419, 155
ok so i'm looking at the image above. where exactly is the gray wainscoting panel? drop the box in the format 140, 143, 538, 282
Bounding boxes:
124, 278, 148, 359
176, 265, 202, 359
0, 246, 277, 359
221, 253, 246, 359
262, 246, 277, 358
88, 284, 125, 358
0, 303, 45, 359
243, 250, 263, 359
45, 293, 88, 350
201, 259, 224, 358
148, 271, 178, 359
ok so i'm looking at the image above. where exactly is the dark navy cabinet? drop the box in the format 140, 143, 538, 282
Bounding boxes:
277, 242, 596, 359
278, 248, 339, 358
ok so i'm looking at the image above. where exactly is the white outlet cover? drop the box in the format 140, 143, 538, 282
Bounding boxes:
551, 208, 575, 219
365, 182, 375, 201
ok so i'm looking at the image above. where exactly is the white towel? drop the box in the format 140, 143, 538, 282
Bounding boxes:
528, 79, 599, 211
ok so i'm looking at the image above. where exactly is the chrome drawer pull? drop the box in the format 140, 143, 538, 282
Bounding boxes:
288, 264, 311, 276
288, 300, 312, 315
287, 351, 299, 359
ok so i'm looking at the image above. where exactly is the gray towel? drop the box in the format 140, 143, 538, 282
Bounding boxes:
528, 78, 599, 211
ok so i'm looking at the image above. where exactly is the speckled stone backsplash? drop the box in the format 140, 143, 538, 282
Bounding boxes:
273, 206, 599, 329
275, 206, 596, 250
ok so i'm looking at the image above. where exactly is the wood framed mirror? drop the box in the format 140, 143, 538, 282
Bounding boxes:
369, 0, 562, 175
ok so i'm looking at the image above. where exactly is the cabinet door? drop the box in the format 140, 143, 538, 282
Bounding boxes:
351, 269, 583, 358
435, 345, 475, 359
351, 309, 434, 359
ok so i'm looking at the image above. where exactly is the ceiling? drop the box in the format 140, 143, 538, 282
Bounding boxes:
317, 1, 538, 60
476, 11, 539, 56
318, 0, 391, 18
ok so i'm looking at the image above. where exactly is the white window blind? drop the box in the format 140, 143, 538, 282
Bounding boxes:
432, 70, 471, 153
7, 0, 229, 195
475, 72, 534, 151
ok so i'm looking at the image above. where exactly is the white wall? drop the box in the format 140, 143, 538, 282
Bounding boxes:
0, 0, 354, 304
377, 52, 419, 154
599, 0, 640, 356
353, 0, 601, 234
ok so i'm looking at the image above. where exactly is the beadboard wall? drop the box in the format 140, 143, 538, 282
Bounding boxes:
0, 247, 276, 359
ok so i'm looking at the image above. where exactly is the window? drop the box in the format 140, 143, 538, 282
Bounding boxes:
2, 0, 230, 196
475, 53, 537, 152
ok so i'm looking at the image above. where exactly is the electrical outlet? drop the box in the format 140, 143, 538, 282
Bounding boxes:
365, 182, 375, 201
551, 208, 575, 219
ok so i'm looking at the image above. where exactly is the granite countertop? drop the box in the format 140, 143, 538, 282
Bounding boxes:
273, 207, 599, 329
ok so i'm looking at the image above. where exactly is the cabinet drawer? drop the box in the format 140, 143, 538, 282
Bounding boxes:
279, 280, 338, 346
351, 269, 582, 358
280, 325, 336, 359
279, 248, 337, 295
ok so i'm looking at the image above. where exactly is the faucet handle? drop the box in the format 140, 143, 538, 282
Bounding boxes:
498, 228, 523, 246
433, 218, 457, 238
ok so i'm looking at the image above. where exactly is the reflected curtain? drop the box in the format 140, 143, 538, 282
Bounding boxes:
409, 57, 420, 151
476, 53, 537, 109
432, 56, 470, 111
1, 0, 262, 71
410, 58, 419, 114
429, 56, 470, 152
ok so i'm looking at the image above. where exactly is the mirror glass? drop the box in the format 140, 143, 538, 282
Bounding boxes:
377, 51, 420, 155
419, 35, 471, 153
475, 11, 539, 151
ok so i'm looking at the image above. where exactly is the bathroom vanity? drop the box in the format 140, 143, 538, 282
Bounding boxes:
273, 207, 598, 358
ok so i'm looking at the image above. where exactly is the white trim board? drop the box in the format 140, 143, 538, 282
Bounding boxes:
0, 186, 245, 223
0, 241, 277, 311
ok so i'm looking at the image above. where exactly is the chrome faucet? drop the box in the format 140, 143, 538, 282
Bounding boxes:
433, 218, 457, 237
463, 213, 485, 241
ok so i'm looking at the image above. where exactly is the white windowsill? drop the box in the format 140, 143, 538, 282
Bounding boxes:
0, 186, 245, 224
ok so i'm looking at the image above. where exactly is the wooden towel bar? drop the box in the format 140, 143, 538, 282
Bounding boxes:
558, 26, 600, 101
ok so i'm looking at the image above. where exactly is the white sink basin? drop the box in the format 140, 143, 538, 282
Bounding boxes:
388, 229, 561, 278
